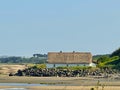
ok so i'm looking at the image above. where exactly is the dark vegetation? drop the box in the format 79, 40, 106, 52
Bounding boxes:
93, 54, 110, 63
0, 54, 47, 64
96, 48, 120, 69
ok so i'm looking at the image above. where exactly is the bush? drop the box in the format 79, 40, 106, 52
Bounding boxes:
36, 64, 46, 69
27, 64, 46, 69
90, 88, 94, 90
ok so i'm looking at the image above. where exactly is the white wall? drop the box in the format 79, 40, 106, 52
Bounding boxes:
46, 63, 90, 68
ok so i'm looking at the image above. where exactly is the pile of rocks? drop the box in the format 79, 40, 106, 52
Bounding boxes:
10, 67, 120, 78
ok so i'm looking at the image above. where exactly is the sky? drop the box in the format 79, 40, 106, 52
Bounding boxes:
0, 0, 120, 56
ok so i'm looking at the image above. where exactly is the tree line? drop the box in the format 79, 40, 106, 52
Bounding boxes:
97, 48, 120, 69
0, 54, 47, 64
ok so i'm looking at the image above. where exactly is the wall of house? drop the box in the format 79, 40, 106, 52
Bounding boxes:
46, 63, 90, 68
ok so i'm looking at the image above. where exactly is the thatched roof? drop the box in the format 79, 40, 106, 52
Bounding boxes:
48, 52, 92, 64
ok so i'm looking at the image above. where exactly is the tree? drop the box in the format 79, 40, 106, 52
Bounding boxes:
110, 48, 120, 57
97, 56, 109, 64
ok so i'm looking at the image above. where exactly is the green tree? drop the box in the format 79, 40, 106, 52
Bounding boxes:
97, 56, 109, 64
110, 48, 120, 57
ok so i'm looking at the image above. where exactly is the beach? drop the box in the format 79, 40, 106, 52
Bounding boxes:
0, 76, 120, 90
1, 86, 120, 90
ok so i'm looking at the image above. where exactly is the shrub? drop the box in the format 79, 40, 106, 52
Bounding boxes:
90, 88, 94, 90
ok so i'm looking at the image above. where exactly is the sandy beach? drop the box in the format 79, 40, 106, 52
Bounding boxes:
27, 86, 120, 90
0, 76, 120, 90
0, 86, 120, 90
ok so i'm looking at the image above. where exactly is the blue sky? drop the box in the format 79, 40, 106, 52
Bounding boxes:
0, 0, 120, 56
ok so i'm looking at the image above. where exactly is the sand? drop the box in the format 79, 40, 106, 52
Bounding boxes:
27, 86, 120, 90
0, 64, 26, 75
0, 76, 119, 90
0, 86, 120, 90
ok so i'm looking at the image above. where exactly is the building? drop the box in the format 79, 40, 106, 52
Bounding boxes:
47, 51, 95, 68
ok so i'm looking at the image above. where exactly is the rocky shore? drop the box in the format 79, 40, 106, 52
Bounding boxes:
13, 67, 120, 79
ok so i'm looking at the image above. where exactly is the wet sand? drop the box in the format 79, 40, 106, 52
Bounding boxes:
27, 86, 120, 90
0, 75, 120, 90
0, 75, 120, 86
0, 86, 120, 90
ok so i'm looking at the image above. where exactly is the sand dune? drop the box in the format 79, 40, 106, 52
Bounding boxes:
0, 64, 26, 75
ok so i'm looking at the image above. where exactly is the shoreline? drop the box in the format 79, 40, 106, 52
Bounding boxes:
0, 75, 120, 85
0, 76, 120, 90
0, 86, 120, 90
